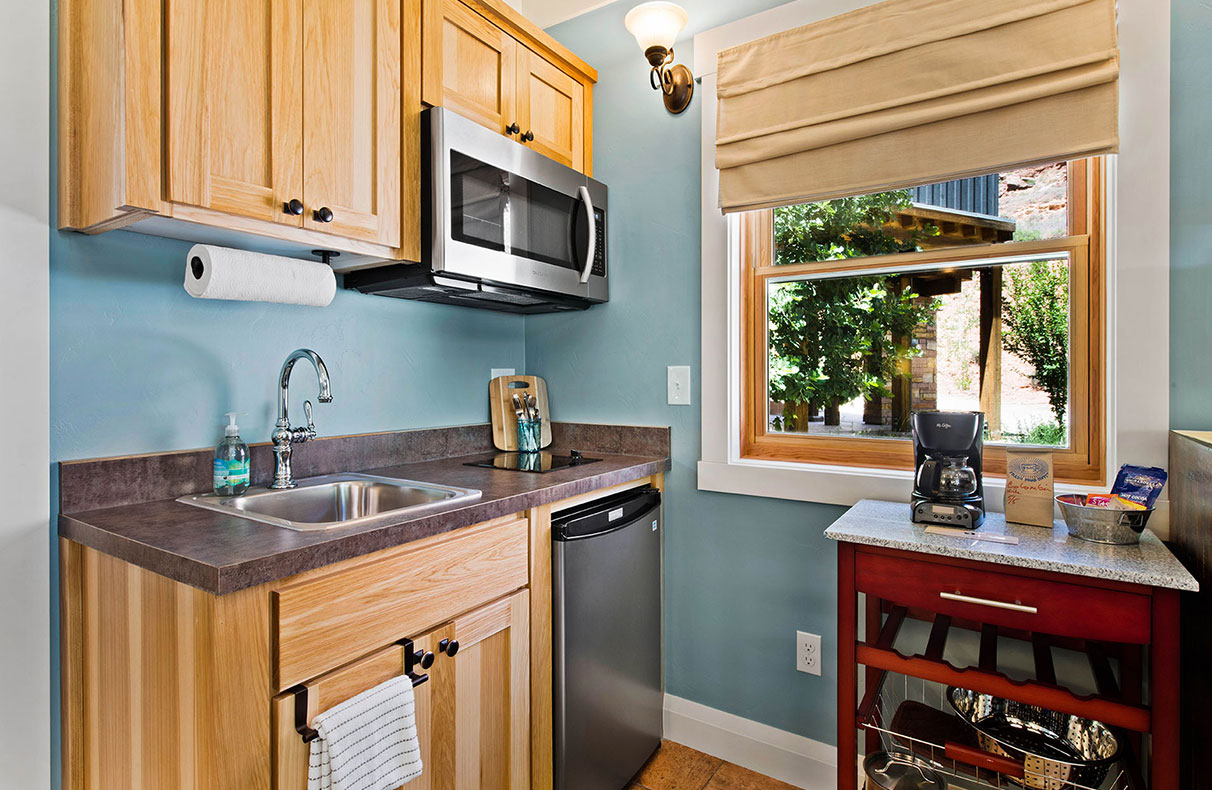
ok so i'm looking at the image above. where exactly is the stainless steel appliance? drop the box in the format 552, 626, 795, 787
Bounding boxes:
553, 487, 662, 790
911, 411, 985, 528
344, 107, 608, 314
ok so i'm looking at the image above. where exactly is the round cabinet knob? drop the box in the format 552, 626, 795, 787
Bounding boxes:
439, 638, 460, 657
283, 198, 304, 215
414, 649, 435, 670
313, 206, 334, 223
521, 130, 535, 142
505, 122, 521, 135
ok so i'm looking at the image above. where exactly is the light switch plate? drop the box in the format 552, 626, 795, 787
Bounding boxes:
667, 366, 691, 405
491, 368, 515, 380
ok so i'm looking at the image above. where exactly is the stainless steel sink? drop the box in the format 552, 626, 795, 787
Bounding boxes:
177, 473, 482, 531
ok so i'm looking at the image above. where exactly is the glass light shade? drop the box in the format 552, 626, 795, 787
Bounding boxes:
624, 2, 688, 54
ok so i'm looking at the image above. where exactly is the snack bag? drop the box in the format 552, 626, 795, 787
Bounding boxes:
1110, 465, 1167, 509
1085, 493, 1146, 511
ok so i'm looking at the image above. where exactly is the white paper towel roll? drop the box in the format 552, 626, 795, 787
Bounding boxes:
184, 245, 337, 307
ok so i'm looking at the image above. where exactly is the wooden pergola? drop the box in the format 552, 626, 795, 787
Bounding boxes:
873, 205, 1015, 436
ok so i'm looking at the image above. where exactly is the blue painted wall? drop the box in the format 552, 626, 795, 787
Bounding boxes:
1170, 0, 1212, 430
50, 231, 527, 462
529, 0, 846, 745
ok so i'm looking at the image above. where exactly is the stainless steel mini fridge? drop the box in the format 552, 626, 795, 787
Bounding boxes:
552, 487, 663, 790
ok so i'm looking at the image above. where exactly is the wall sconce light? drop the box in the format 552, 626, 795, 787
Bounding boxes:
624, 2, 693, 114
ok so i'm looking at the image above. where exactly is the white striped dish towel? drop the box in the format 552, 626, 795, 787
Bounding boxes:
307, 675, 423, 790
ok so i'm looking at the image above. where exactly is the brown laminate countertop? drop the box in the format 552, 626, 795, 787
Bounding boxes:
60, 444, 668, 595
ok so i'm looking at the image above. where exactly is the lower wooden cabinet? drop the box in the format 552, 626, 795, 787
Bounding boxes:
59, 514, 530, 790
272, 590, 529, 790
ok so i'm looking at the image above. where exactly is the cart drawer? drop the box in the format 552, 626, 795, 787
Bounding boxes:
855, 550, 1151, 644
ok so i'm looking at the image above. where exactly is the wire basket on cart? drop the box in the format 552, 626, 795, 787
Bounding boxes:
860, 674, 1134, 790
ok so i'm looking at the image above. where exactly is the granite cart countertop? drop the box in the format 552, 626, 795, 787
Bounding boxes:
58, 423, 670, 595
825, 499, 1198, 591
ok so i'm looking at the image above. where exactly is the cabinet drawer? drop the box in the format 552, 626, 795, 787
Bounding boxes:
855, 550, 1151, 644
273, 518, 529, 689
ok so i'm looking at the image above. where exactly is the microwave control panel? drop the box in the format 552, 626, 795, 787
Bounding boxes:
591, 208, 606, 277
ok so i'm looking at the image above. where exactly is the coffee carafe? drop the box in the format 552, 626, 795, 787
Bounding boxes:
911, 411, 985, 528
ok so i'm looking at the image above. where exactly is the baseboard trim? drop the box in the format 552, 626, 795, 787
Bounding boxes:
662, 695, 838, 789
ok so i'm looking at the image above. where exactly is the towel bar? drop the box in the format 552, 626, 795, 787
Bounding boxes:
292, 638, 434, 743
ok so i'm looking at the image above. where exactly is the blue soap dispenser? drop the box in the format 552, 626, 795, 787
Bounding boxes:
214, 412, 251, 495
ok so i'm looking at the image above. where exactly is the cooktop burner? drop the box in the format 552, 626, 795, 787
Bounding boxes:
463, 450, 602, 474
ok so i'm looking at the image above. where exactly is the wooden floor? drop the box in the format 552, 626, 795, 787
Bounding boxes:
629, 740, 799, 790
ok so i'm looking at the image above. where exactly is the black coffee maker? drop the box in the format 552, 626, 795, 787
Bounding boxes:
911, 410, 985, 528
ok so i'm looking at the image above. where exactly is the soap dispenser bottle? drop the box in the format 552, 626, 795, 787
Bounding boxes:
214, 412, 250, 496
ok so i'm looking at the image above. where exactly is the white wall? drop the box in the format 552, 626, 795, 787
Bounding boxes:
0, 0, 51, 786
509, 0, 614, 28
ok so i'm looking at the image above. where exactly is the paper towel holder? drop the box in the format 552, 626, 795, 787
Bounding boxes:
312, 250, 341, 266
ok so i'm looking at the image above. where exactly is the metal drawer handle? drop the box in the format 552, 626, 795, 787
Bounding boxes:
940, 591, 1038, 614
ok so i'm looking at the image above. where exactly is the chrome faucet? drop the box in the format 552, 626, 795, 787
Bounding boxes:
270, 349, 333, 489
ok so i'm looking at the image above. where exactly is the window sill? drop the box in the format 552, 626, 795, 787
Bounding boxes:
695, 458, 1170, 539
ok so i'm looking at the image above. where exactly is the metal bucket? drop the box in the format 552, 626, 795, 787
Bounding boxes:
948, 688, 1120, 790
1055, 494, 1153, 545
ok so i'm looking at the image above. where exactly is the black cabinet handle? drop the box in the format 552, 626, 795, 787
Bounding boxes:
413, 648, 435, 670
521, 130, 535, 142
505, 122, 521, 135
439, 638, 460, 657
313, 206, 334, 223
283, 198, 304, 215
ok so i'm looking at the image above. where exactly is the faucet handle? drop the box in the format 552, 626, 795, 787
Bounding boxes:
303, 400, 315, 432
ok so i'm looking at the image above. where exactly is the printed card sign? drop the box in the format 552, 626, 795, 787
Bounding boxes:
1005, 449, 1055, 527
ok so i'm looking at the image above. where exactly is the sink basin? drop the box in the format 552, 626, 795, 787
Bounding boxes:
177, 473, 482, 531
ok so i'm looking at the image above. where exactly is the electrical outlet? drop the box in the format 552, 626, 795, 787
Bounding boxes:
667, 366, 691, 405
491, 368, 515, 380
797, 630, 822, 676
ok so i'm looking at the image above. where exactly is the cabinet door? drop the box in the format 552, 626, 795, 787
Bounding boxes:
439, 0, 517, 136
272, 624, 456, 790
165, 0, 303, 225
448, 591, 531, 790
515, 48, 584, 171
301, 0, 402, 246
271, 592, 530, 790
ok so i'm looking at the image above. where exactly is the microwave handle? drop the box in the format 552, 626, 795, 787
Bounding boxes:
577, 185, 596, 284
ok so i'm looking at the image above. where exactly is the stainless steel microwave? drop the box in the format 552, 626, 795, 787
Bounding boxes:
345, 107, 608, 314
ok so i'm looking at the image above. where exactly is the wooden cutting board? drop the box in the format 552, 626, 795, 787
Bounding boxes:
489, 375, 551, 451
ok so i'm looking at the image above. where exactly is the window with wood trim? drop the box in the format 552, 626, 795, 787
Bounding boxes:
739, 159, 1106, 484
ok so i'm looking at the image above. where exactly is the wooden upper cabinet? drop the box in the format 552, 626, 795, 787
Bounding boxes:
301, 0, 402, 247
439, 0, 517, 136
61, 0, 412, 263
58, 0, 588, 262
516, 47, 584, 171
423, 0, 596, 174
165, 0, 304, 226
165, 0, 401, 245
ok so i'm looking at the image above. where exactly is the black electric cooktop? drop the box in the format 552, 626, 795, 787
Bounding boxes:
463, 450, 602, 474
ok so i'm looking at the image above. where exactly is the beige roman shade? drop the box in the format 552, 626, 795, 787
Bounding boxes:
715, 0, 1118, 213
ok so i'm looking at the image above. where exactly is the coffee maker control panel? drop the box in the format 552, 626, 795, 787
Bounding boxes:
912, 500, 982, 529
